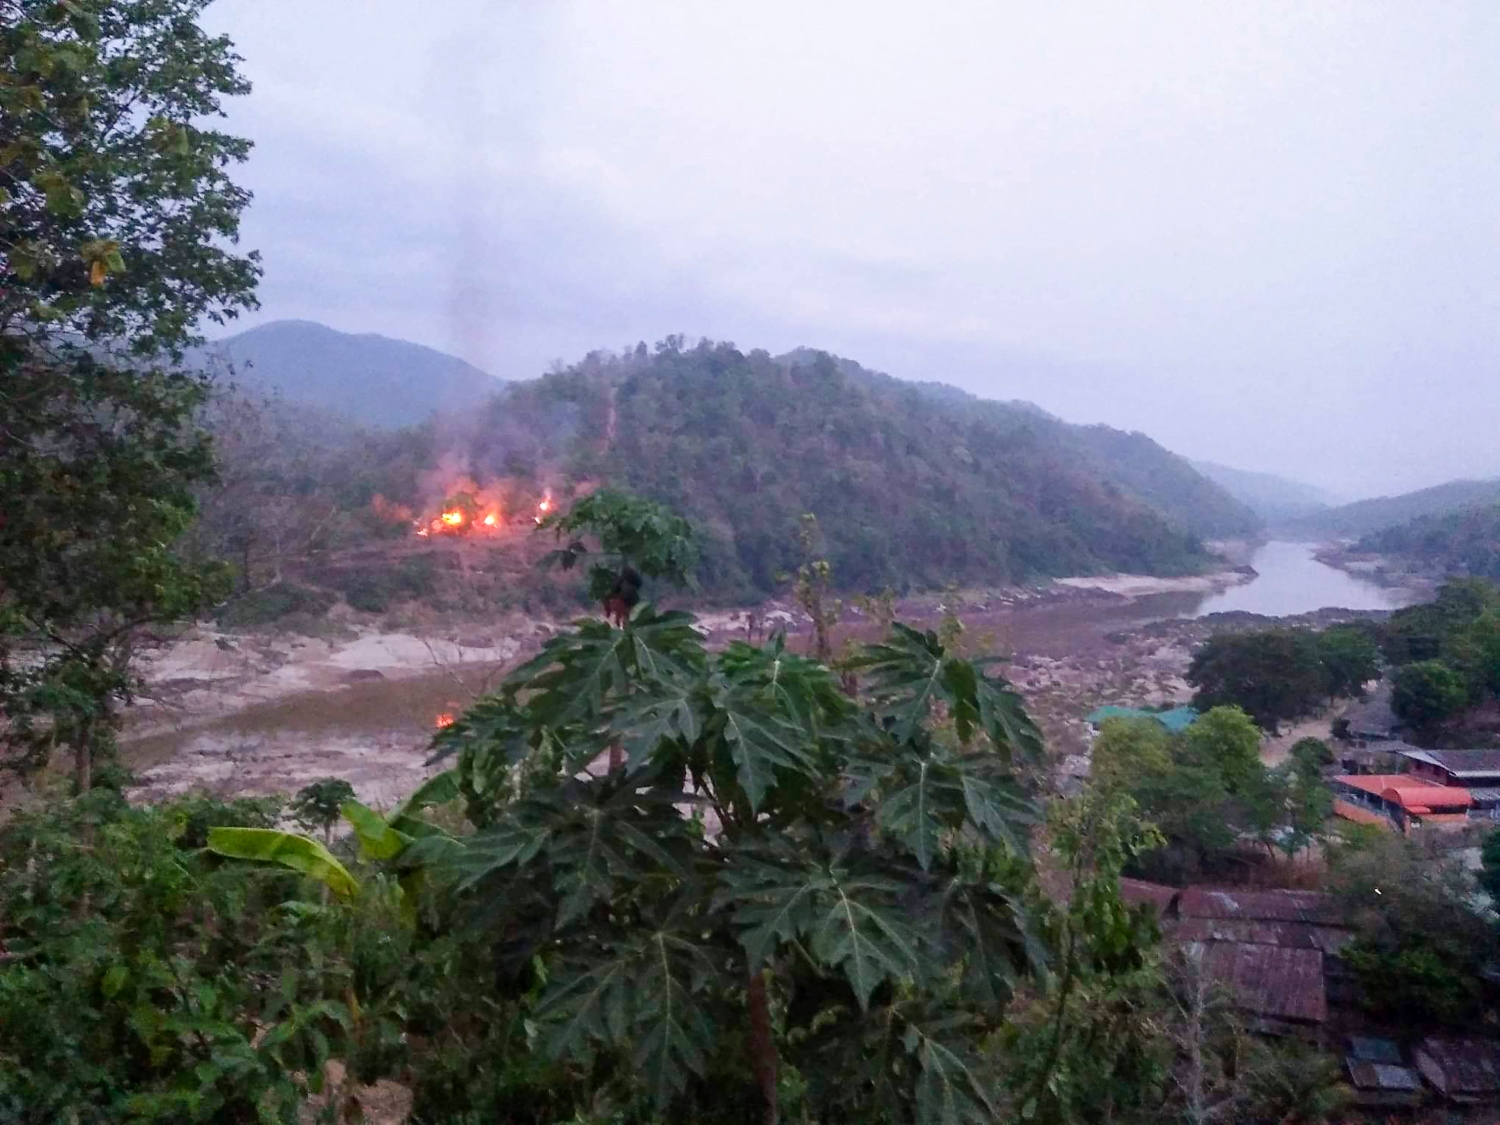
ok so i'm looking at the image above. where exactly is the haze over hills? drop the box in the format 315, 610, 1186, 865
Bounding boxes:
1281, 478, 1500, 540
1189, 460, 1338, 524
326, 337, 1264, 597
197, 320, 502, 429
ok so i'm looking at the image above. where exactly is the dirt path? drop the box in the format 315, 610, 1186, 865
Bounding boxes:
1259, 715, 1335, 768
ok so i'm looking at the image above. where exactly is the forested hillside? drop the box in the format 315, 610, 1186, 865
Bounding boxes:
785, 350, 1261, 540
326, 339, 1254, 597
1357, 502, 1500, 580
1283, 478, 1500, 539
198, 320, 502, 428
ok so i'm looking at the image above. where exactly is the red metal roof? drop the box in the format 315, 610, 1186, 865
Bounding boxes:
1189, 941, 1327, 1024
1333, 774, 1472, 813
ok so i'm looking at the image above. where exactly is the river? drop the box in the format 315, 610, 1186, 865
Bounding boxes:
1188, 540, 1413, 618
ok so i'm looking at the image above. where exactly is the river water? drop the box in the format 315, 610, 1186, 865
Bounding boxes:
1188, 540, 1412, 618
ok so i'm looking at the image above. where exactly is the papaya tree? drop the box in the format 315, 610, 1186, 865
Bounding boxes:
408, 605, 1049, 1122
538, 488, 698, 624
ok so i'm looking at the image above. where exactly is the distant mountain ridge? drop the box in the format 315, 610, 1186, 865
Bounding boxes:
1189, 460, 1337, 524
1282, 478, 1500, 540
196, 319, 502, 429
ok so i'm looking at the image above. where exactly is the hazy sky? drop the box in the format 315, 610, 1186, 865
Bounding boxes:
204, 1, 1499, 498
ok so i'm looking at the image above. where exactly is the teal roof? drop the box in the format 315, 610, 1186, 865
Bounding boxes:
1087, 705, 1199, 733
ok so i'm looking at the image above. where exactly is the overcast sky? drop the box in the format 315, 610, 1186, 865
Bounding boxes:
204, 1, 1499, 498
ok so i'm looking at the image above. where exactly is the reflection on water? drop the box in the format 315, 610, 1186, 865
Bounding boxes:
1189, 541, 1412, 618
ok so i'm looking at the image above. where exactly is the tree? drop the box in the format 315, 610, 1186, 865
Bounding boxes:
538, 487, 698, 621
1316, 625, 1380, 701
1329, 829, 1490, 1026
414, 608, 1047, 1121
1187, 631, 1327, 732
1177, 705, 1262, 795
1, 0, 259, 789
1090, 715, 1172, 794
1289, 737, 1333, 773
1392, 660, 1469, 733
1479, 828, 1500, 904
0, 0, 260, 350
292, 777, 357, 844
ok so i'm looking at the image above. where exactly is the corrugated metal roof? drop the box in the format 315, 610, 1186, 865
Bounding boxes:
1176, 888, 1342, 925
1188, 941, 1326, 1024
1348, 1037, 1403, 1064
1332, 774, 1473, 812
1086, 705, 1198, 732
1347, 1062, 1421, 1092
1416, 1037, 1500, 1097
1174, 917, 1352, 955
1398, 748, 1500, 778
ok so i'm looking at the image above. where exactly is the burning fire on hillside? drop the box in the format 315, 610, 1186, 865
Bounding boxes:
401, 486, 555, 538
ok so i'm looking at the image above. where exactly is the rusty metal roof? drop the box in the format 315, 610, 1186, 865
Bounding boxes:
1188, 941, 1327, 1024
1119, 878, 1178, 917
1176, 888, 1342, 926
1416, 1036, 1500, 1097
1332, 774, 1472, 812
1174, 917, 1352, 955
1399, 748, 1500, 778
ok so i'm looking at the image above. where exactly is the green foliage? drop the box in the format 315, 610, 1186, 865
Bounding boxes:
1392, 659, 1469, 732
1, 0, 259, 788
1289, 737, 1333, 772
417, 597, 1049, 1121
0, 794, 349, 1121
215, 581, 336, 626
292, 777, 358, 837
1188, 627, 1366, 732
1316, 625, 1380, 700
1358, 500, 1500, 582
1480, 828, 1500, 903
1329, 829, 1490, 1027
540, 487, 699, 605
208, 826, 361, 899
1097, 706, 1322, 880
0, 0, 260, 349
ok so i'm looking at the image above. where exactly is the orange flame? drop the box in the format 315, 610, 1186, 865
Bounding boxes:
482, 512, 498, 527
440, 509, 464, 527
434, 712, 455, 729
534, 495, 553, 525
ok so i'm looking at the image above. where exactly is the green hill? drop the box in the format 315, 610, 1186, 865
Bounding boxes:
332, 340, 1258, 598
1357, 502, 1500, 580
1283, 478, 1500, 540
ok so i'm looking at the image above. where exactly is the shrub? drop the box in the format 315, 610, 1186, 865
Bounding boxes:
216, 581, 336, 627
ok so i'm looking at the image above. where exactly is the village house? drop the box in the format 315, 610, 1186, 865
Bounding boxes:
1396, 748, 1500, 819
1329, 774, 1473, 833
1084, 704, 1198, 740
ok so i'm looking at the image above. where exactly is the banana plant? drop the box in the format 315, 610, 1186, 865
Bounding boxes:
419, 607, 1047, 1123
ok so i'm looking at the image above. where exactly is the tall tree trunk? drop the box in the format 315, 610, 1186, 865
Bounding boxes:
747, 970, 779, 1125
